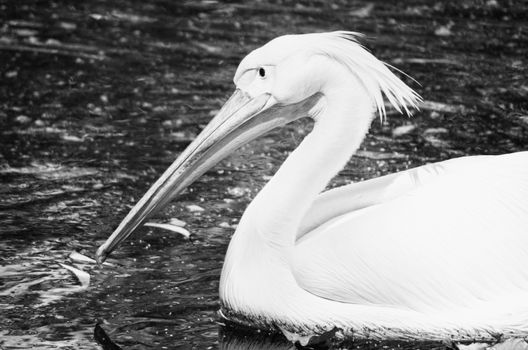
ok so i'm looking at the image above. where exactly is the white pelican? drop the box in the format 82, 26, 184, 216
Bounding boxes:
96, 32, 528, 345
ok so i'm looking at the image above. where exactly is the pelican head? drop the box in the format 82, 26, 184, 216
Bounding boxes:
95, 31, 418, 263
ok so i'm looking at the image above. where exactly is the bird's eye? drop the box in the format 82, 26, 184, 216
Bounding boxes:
258, 67, 266, 78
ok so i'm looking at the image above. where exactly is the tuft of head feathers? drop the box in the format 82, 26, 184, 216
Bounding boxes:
245, 31, 422, 120
312, 31, 422, 120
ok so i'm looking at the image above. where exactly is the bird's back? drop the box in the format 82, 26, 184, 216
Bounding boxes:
292, 152, 528, 324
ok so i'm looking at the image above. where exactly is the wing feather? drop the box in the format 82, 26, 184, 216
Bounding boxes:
297, 154, 476, 240
292, 152, 528, 315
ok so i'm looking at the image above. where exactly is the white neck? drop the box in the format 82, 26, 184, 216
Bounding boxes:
250, 79, 375, 246
219, 76, 376, 317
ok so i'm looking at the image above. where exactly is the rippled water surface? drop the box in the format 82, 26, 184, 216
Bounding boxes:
1, 0, 527, 348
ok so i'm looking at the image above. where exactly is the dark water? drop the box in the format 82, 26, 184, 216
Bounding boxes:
1, 0, 527, 348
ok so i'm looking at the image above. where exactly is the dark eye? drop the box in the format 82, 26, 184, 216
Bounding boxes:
258, 67, 266, 78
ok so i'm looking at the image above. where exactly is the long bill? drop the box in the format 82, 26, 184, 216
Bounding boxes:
95, 89, 322, 263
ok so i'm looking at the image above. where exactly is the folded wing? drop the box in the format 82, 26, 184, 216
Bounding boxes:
293, 152, 528, 315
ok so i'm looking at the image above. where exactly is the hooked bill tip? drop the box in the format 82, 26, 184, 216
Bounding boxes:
95, 246, 107, 265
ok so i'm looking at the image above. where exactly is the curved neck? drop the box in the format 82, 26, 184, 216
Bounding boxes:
251, 82, 375, 246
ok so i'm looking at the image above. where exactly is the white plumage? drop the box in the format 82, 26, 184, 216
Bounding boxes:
97, 32, 528, 345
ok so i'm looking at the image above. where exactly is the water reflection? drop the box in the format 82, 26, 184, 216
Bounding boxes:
219, 326, 448, 350
220, 326, 295, 350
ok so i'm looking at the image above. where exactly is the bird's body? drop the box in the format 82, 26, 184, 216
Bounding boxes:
96, 32, 528, 345
221, 152, 528, 343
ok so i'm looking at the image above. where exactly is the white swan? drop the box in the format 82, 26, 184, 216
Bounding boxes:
96, 32, 528, 345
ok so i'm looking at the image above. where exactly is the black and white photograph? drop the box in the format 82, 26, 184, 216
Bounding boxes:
1, 0, 527, 349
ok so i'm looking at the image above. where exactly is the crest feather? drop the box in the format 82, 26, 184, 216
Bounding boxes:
311, 31, 422, 120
